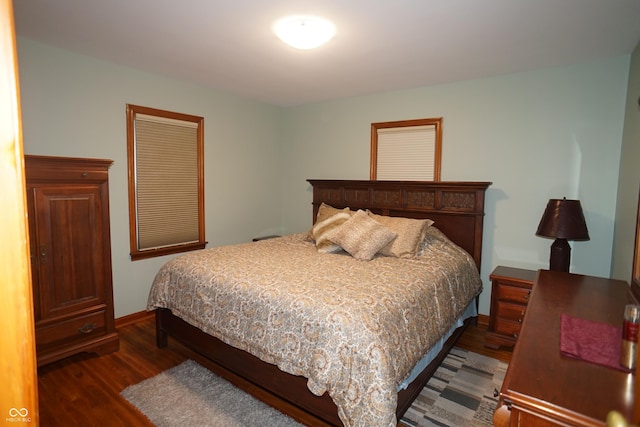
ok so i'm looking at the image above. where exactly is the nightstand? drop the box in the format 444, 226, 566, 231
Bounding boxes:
252, 235, 280, 242
485, 266, 537, 349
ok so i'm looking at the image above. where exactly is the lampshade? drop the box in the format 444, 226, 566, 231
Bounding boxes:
536, 198, 589, 272
536, 198, 590, 241
273, 15, 335, 50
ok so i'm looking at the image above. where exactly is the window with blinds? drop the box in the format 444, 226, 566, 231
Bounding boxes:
126, 104, 206, 260
370, 118, 442, 181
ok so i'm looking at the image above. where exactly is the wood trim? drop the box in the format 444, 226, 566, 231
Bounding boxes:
0, 0, 39, 422
476, 313, 490, 327
126, 104, 207, 261
23, 155, 113, 181
116, 310, 155, 329
370, 117, 443, 181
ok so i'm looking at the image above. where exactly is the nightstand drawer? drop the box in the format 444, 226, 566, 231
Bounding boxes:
495, 284, 531, 304
493, 317, 523, 338
495, 300, 526, 323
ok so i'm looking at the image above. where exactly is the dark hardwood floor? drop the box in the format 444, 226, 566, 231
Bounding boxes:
36, 313, 511, 426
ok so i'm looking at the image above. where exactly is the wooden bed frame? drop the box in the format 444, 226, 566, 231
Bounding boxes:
155, 179, 491, 426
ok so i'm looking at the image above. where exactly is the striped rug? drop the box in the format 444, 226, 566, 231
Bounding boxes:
401, 347, 508, 427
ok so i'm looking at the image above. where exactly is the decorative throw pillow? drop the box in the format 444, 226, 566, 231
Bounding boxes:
312, 212, 352, 253
325, 210, 397, 261
316, 203, 351, 223
308, 203, 351, 240
368, 212, 434, 258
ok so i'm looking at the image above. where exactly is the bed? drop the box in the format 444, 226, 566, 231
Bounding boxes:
149, 179, 491, 427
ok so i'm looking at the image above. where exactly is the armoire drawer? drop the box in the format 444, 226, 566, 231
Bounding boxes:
36, 310, 107, 348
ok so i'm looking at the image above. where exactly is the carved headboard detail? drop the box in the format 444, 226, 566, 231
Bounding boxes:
307, 180, 492, 270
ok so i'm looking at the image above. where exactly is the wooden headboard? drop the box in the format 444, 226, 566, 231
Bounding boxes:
308, 180, 491, 270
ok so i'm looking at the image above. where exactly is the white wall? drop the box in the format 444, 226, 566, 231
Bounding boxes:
18, 36, 631, 317
612, 41, 640, 282
17, 38, 283, 317
280, 58, 630, 314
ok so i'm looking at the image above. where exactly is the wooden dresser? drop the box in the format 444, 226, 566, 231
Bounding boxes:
494, 270, 637, 426
25, 155, 119, 366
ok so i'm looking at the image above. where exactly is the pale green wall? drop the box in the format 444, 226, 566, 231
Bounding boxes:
18, 36, 631, 317
17, 38, 283, 317
612, 41, 640, 282
280, 58, 630, 314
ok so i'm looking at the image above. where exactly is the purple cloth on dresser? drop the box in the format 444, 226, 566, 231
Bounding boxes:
559, 313, 628, 371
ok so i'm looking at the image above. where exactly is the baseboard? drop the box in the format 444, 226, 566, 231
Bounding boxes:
115, 310, 155, 329
477, 313, 489, 327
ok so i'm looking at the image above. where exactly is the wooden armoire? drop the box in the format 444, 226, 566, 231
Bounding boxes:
25, 155, 119, 366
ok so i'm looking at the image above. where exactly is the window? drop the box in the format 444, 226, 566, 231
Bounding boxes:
370, 117, 442, 181
126, 104, 206, 260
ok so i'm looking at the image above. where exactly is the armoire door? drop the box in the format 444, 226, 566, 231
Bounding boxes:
32, 185, 107, 323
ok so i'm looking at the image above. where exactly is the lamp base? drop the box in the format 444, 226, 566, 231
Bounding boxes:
549, 238, 571, 272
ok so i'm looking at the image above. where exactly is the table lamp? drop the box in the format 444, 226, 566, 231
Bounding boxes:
536, 198, 590, 272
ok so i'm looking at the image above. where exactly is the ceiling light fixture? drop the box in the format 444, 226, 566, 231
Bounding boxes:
273, 15, 335, 50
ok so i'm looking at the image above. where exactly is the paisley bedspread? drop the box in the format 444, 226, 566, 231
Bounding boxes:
147, 230, 482, 427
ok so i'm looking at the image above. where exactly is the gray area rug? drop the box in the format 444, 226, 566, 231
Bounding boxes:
121, 359, 303, 426
122, 348, 507, 427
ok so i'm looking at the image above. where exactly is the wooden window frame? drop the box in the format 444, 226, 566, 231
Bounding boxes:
126, 104, 206, 260
370, 117, 442, 181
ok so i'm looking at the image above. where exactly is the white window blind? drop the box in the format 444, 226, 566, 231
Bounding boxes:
376, 125, 436, 180
134, 113, 200, 250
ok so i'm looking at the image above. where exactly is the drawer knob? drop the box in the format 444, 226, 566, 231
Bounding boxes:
78, 323, 97, 334
513, 332, 518, 338
524, 291, 531, 301
493, 388, 500, 398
